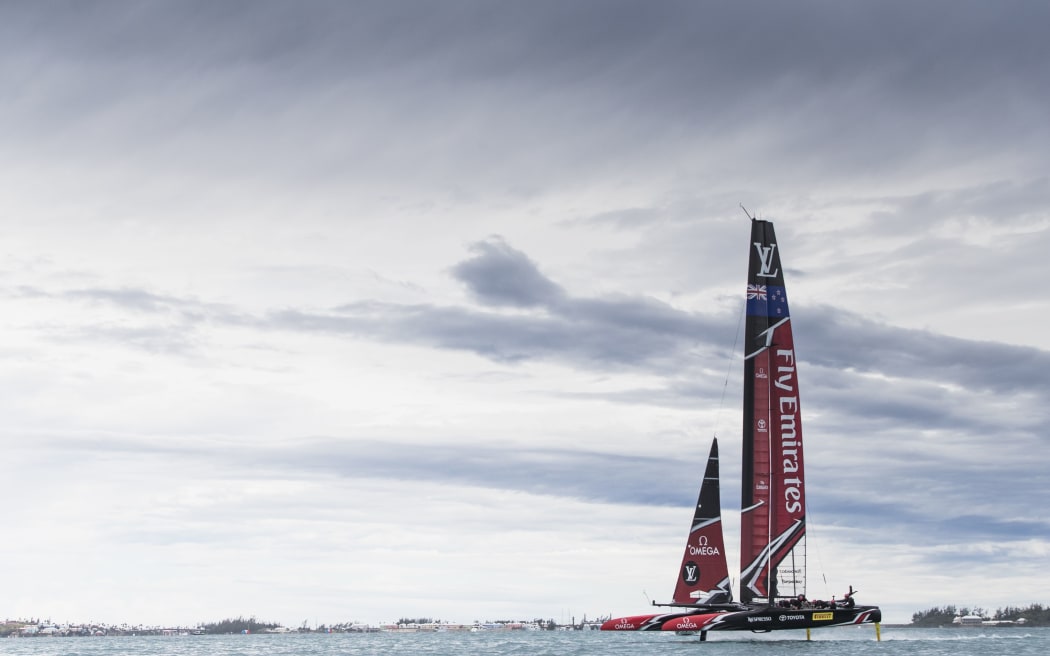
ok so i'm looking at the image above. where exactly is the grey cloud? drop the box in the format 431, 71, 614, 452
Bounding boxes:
883, 178, 1050, 227
808, 449, 1049, 550
67, 323, 197, 355
46, 431, 699, 508
17, 241, 1049, 538
291, 439, 697, 508
6, 1, 1048, 194
35, 233, 1050, 409
813, 178, 1050, 245
269, 238, 1050, 549
64, 287, 197, 313
5, 285, 228, 355
273, 298, 718, 368
797, 306, 1050, 396
291, 237, 730, 367
451, 237, 565, 308
12, 284, 221, 318
46, 424, 1046, 552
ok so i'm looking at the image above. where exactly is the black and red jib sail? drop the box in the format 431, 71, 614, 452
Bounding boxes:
740, 219, 807, 605
671, 439, 732, 606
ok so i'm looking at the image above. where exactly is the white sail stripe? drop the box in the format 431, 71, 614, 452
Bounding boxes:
743, 317, 791, 360
690, 517, 721, 532
740, 519, 806, 597
689, 576, 734, 605
741, 501, 765, 514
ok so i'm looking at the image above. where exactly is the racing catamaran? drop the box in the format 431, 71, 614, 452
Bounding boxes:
600, 218, 882, 640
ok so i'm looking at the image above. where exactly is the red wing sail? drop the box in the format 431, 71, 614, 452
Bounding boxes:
671, 439, 732, 605
740, 220, 807, 605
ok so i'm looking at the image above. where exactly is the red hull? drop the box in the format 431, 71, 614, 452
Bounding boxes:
600, 605, 882, 632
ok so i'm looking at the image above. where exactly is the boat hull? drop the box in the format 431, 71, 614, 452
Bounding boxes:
600, 605, 881, 632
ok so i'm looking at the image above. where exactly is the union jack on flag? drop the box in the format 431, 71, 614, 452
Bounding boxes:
747, 284, 767, 300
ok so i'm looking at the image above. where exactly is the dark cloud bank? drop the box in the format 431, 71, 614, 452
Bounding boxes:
44, 236, 1050, 550
5, 1, 1049, 192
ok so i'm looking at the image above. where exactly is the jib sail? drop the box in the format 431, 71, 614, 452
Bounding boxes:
671, 439, 732, 606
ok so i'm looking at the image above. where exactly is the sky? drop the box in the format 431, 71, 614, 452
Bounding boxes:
2, 0, 1048, 628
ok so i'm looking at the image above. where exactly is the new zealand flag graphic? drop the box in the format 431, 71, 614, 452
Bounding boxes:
746, 284, 789, 317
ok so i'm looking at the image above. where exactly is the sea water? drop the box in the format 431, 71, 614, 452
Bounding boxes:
1, 626, 1046, 656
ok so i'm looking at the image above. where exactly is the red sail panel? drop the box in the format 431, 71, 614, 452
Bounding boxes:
671, 439, 732, 605
741, 345, 773, 599
740, 219, 807, 604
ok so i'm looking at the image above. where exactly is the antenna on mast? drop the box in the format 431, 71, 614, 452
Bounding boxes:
740, 204, 755, 221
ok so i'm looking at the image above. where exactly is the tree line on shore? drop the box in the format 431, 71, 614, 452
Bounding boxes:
911, 603, 1049, 626
2, 614, 593, 637
2, 616, 295, 637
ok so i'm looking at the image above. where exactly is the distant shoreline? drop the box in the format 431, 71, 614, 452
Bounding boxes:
886, 624, 1035, 629
1, 619, 601, 637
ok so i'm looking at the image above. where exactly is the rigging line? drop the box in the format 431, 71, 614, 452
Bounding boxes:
807, 501, 831, 598
711, 297, 746, 439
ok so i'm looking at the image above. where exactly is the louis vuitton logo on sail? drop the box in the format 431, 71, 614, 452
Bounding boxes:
683, 563, 699, 583
753, 241, 779, 278
773, 348, 803, 513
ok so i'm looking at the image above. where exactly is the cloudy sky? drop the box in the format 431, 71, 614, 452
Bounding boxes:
2, 0, 1048, 628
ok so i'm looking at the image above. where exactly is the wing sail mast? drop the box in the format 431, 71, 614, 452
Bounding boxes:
740, 219, 807, 605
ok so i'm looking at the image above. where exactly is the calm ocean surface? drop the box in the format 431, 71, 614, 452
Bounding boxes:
2, 626, 1046, 656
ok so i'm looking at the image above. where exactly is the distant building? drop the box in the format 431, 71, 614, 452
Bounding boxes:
954, 615, 984, 627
